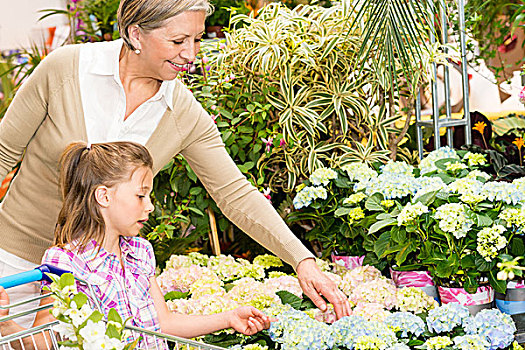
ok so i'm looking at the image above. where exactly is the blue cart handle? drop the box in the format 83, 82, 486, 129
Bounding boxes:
0, 264, 71, 289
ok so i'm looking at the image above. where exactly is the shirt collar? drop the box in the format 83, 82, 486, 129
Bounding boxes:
88, 39, 174, 111
78, 237, 141, 272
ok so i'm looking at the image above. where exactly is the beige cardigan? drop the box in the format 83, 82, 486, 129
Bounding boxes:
0, 44, 314, 267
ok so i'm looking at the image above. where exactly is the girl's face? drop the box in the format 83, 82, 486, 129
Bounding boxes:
134, 10, 206, 81
104, 166, 154, 238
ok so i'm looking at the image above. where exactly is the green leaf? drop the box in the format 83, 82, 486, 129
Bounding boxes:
488, 270, 507, 294
365, 193, 385, 211
72, 293, 88, 308
105, 324, 121, 339
414, 190, 438, 206
369, 217, 397, 234
334, 207, 351, 217
511, 237, 525, 256
476, 214, 493, 227
374, 232, 391, 258
435, 158, 462, 170
107, 308, 122, 324
88, 310, 104, 323
276, 290, 302, 310
474, 256, 495, 272
395, 241, 416, 266
59, 273, 75, 290
164, 291, 190, 301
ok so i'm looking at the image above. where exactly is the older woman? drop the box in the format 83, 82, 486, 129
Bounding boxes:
0, 0, 350, 324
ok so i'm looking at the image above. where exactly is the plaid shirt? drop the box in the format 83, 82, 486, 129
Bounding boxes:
42, 237, 165, 349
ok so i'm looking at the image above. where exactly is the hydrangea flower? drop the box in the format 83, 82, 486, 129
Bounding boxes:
350, 279, 398, 310
189, 276, 225, 299
381, 200, 395, 209
358, 173, 418, 200
447, 178, 484, 196
342, 163, 377, 182
265, 275, 303, 298
422, 335, 453, 349
464, 308, 516, 349
347, 207, 365, 224
253, 254, 283, 269
476, 224, 508, 261
397, 202, 429, 226
434, 203, 474, 239
419, 146, 459, 174
352, 302, 391, 322
464, 152, 487, 166
395, 287, 437, 314
467, 169, 491, 181
460, 192, 487, 205
339, 265, 382, 295
343, 192, 367, 206
413, 176, 447, 199
384, 312, 426, 338
453, 334, 491, 350
293, 186, 328, 209
426, 303, 470, 334
354, 335, 388, 349
387, 344, 411, 350
331, 316, 397, 349
445, 161, 468, 172
381, 160, 414, 176
228, 278, 281, 310
483, 181, 525, 205
499, 206, 525, 228
309, 167, 338, 186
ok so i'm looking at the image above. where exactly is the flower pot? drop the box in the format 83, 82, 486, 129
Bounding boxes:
389, 268, 439, 301
495, 280, 525, 315
331, 254, 364, 270
438, 285, 494, 315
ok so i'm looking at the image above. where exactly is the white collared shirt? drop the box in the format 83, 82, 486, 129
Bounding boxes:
78, 39, 175, 145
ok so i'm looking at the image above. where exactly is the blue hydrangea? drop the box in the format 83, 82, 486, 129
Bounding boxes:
386, 344, 411, 350
269, 309, 335, 350
292, 186, 328, 209
384, 312, 426, 338
453, 334, 491, 350
483, 181, 525, 205
331, 316, 397, 349
426, 303, 470, 334
356, 173, 418, 200
419, 146, 459, 174
464, 309, 516, 349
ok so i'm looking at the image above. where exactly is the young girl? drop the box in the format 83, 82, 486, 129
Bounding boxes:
0, 141, 271, 348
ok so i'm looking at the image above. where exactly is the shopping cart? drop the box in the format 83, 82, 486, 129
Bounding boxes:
0, 264, 226, 350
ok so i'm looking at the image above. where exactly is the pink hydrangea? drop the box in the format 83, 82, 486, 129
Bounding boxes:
265, 275, 303, 298
350, 279, 398, 310
352, 302, 391, 322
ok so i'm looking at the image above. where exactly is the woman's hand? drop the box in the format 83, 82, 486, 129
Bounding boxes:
296, 258, 351, 320
0, 286, 10, 317
228, 306, 272, 335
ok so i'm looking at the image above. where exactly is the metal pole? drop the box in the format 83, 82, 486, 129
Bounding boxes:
430, 11, 441, 149
416, 90, 424, 159
459, 0, 471, 144
441, 0, 453, 147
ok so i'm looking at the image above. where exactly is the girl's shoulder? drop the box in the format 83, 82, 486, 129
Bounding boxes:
123, 236, 155, 259
41, 245, 85, 273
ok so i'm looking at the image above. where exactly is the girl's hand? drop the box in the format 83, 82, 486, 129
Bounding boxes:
0, 286, 10, 317
228, 306, 273, 335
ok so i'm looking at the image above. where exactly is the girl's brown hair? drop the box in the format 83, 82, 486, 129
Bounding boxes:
54, 141, 153, 250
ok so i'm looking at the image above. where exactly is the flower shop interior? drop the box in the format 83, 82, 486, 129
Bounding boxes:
1, 0, 525, 349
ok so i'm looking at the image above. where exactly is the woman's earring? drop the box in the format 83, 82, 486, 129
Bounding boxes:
134, 49, 141, 54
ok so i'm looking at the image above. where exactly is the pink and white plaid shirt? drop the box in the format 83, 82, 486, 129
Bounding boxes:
42, 237, 165, 349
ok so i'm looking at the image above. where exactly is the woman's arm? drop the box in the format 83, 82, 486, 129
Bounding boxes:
148, 277, 270, 338
0, 287, 56, 350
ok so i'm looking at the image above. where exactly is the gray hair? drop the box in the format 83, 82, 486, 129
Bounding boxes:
118, 0, 213, 50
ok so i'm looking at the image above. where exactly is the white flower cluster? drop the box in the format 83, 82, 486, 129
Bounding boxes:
447, 178, 484, 196
419, 146, 459, 174
476, 224, 508, 261
445, 161, 468, 172
434, 203, 473, 239
341, 163, 377, 182
463, 152, 487, 167
309, 167, 338, 186
358, 173, 418, 200
397, 202, 429, 226
413, 176, 447, 199
483, 181, 525, 205
293, 186, 328, 209
499, 206, 525, 228
466, 170, 491, 181
343, 192, 367, 206
381, 160, 414, 176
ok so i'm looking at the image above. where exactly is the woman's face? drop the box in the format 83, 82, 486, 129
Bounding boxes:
136, 10, 206, 81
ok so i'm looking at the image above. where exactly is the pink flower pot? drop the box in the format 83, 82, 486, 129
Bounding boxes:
438, 285, 494, 315
389, 268, 438, 301
331, 254, 365, 270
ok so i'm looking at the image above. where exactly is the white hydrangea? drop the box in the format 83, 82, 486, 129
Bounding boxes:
477, 225, 508, 261
483, 181, 525, 205
419, 146, 459, 174
466, 170, 491, 181
463, 152, 487, 167
413, 176, 447, 199
460, 193, 487, 205
447, 178, 483, 196
397, 202, 429, 226
309, 167, 337, 186
499, 206, 525, 228
434, 203, 474, 239
341, 163, 378, 182
293, 186, 328, 209
381, 160, 414, 176
359, 173, 418, 200
343, 193, 367, 206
